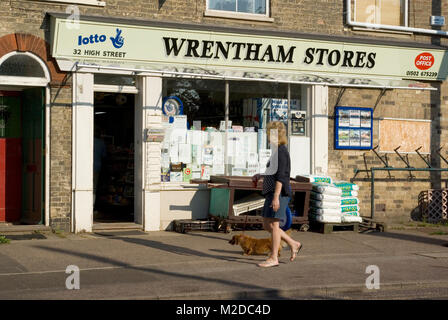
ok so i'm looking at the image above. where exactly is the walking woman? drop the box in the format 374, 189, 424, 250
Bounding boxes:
252, 121, 302, 268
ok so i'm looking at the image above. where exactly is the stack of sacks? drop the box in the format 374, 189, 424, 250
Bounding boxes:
332, 181, 362, 223
309, 182, 342, 223
302, 175, 333, 184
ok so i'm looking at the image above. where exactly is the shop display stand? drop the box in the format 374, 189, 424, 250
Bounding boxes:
193, 176, 312, 233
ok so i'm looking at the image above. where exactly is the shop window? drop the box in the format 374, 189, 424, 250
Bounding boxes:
354, 0, 407, 27
208, 0, 267, 15
161, 78, 300, 182
0, 54, 45, 78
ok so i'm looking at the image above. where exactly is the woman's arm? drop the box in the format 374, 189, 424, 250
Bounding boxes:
271, 181, 283, 212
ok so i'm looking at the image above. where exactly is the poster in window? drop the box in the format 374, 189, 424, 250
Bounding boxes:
349, 129, 361, 147
360, 129, 371, 147
349, 109, 361, 127
338, 109, 351, 127
335, 106, 373, 150
338, 129, 350, 146
360, 110, 372, 128
270, 99, 288, 123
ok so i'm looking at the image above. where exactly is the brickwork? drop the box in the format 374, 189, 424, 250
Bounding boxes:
0, 1, 447, 46
328, 83, 448, 220
49, 84, 72, 231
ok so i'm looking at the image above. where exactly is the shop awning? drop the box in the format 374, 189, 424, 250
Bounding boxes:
69, 61, 437, 91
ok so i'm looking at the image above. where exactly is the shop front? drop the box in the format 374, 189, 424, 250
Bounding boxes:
49, 13, 447, 233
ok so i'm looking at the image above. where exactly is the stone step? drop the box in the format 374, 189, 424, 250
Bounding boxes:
92, 223, 143, 232
0, 224, 51, 234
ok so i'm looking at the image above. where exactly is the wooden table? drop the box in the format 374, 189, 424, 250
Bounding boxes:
192, 176, 312, 231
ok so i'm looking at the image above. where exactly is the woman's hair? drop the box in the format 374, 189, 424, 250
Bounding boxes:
266, 121, 288, 145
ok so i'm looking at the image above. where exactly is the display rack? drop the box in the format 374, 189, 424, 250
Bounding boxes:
193, 176, 312, 232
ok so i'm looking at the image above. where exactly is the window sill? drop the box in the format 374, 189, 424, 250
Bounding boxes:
350, 26, 413, 36
161, 182, 209, 191
39, 0, 106, 6
204, 10, 274, 23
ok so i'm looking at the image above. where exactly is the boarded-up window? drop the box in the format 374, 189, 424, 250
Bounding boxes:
379, 119, 431, 153
355, 0, 406, 27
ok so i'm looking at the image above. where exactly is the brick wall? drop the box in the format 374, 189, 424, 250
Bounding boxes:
1, 1, 447, 46
49, 84, 72, 231
328, 82, 448, 221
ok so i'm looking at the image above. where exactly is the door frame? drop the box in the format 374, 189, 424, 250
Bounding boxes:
0, 51, 51, 226
72, 70, 141, 232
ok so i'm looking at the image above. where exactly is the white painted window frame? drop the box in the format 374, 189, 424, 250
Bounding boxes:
353, 0, 409, 28
38, 0, 105, 6
205, 0, 273, 22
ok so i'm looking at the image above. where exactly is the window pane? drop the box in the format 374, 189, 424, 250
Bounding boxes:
94, 74, 135, 86
228, 81, 288, 177
237, 0, 266, 14
209, 0, 237, 12
355, 0, 377, 24
0, 54, 45, 77
209, 0, 266, 14
379, 0, 402, 26
161, 78, 225, 182
355, 0, 404, 26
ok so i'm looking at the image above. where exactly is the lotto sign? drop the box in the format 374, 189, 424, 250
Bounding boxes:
415, 52, 435, 71
183, 168, 192, 182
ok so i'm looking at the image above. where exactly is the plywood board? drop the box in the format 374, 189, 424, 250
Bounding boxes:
379, 119, 431, 153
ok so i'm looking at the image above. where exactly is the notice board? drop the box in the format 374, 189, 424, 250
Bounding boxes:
335, 106, 373, 150
379, 119, 431, 153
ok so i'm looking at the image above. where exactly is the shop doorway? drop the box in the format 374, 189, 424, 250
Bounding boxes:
0, 88, 45, 225
93, 92, 135, 223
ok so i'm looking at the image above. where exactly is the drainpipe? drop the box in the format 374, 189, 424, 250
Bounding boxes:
346, 0, 448, 37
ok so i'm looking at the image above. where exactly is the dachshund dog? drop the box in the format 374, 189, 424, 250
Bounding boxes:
229, 230, 291, 256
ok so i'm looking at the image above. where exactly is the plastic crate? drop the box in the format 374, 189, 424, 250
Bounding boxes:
173, 219, 216, 233
232, 193, 265, 216
418, 189, 448, 223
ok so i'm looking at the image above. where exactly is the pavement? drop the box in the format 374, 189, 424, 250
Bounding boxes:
1, 223, 448, 300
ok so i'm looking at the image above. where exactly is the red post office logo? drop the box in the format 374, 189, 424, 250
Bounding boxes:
415, 52, 434, 70
184, 168, 191, 175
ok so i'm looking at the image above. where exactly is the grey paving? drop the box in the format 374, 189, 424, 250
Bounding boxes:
0, 228, 447, 299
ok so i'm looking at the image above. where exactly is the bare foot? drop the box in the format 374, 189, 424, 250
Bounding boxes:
290, 241, 302, 262
258, 258, 279, 268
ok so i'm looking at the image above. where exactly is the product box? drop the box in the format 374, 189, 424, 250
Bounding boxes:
170, 171, 182, 182
161, 168, 170, 182
183, 168, 192, 182
201, 165, 211, 180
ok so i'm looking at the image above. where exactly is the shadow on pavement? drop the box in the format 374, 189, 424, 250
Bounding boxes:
367, 231, 448, 247
114, 236, 256, 265
31, 243, 291, 299
180, 232, 233, 242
